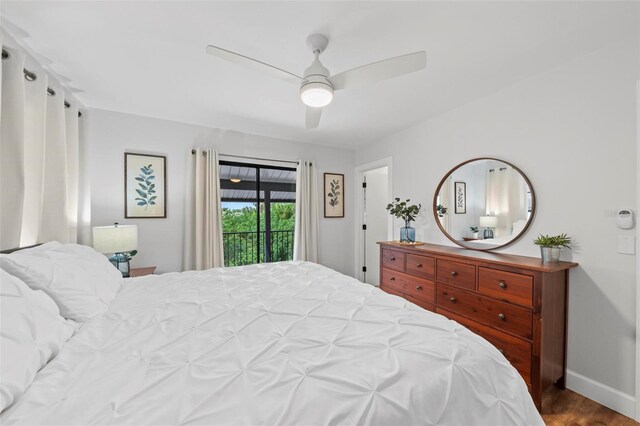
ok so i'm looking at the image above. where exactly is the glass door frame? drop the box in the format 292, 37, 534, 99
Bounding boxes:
219, 160, 297, 264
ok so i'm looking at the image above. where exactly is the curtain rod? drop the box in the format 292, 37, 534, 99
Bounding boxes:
2, 47, 82, 118
191, 150, 310, 166
221, 153, 301, 165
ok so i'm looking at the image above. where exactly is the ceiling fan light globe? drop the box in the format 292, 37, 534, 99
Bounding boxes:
300, 83, 333, 108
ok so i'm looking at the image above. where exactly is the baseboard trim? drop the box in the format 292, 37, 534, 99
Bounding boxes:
566, 369, 636, 419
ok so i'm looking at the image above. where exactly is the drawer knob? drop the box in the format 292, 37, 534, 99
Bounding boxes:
498, 281, 507, 289
450, 297, 457, 303
416, 285, 423, 290
390, 257, 396, 261
416, 263, 423, 268
450, 271, 458, 277
390, 277, 396, 281
498, 313, 506, 321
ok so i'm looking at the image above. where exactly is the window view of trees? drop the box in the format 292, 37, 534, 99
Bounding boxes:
222, 202, 295, 266
220, 161, 296, 267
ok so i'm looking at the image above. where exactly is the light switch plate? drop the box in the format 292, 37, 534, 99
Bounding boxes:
617, 235, 636, 255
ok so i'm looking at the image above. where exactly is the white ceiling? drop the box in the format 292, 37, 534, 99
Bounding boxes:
1, 1, 637, 148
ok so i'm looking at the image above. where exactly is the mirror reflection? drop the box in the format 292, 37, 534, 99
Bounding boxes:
434, 158, 534, 250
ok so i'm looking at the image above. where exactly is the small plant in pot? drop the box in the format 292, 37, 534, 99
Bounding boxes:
534, 234, 572, 263
386, 198, 421, 243
470, 226, 479, 239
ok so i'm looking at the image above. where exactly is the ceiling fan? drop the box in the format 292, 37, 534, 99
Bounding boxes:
205, 34, 426, 129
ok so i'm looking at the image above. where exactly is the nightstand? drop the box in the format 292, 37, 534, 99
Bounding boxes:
129, 267, 156, 277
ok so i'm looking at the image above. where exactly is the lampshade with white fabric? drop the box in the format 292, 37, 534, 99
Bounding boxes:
92, 225, 138, 254
479, 216, 498, 228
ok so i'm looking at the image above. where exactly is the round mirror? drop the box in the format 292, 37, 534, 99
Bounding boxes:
433, 158, 535, 250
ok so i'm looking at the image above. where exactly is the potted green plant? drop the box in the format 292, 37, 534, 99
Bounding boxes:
533, 234, 572, 263
436, 204, 448, 218
386, 198, 422, 243
470, 226, 479, 239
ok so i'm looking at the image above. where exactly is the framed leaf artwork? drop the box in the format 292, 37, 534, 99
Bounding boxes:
324, 173, 344, 218
454, 181, 466, 214
125, 153, 167, 218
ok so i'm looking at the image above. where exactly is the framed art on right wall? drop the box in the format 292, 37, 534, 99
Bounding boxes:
324, 173, 344, 218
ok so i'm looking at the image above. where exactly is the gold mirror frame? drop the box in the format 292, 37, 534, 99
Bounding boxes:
432, 157, 536, 251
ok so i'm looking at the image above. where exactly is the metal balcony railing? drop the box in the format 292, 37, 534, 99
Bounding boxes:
223, 229, 294, 267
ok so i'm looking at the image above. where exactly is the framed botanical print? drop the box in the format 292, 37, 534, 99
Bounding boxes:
324, 173, 344, 218
125, 153, 167, 218
454, 181, 466, 214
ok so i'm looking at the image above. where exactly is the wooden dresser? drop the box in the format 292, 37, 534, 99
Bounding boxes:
378, 241, 578, 411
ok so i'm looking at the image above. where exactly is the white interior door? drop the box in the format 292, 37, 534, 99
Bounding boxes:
363, 167, 389, 285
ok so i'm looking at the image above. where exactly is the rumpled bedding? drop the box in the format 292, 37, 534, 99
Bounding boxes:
1, 261, 543, 425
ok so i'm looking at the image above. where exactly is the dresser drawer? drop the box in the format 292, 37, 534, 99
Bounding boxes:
382, 285, 435, 312
478, 267, 533, 307
382, 249, 405, 272
437, 307, 532, 385
436, 259, 476, 290
406, 254, 435, 279
436, 283, 533, 339
381, 268, 435, 305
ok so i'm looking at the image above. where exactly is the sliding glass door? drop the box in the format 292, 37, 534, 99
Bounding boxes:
219, 161, 296, 266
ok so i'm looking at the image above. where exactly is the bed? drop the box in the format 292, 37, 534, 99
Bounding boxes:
0, 243, 543, 425
461, 236, 513, 250
462, 220, 530, 250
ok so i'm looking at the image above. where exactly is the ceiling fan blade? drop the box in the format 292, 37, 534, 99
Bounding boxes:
206, 45, 303, 84
305, 107, 322, 129
330, 51, 426, 91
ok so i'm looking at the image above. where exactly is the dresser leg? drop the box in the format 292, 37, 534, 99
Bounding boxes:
554, 375, 566, 390
534, 394, 542, 412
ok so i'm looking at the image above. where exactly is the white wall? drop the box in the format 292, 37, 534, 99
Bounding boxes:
356, 39, 639, 415
85, 109, 355, 276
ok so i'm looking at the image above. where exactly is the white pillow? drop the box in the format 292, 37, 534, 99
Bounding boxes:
0, 269, 77, 412
0, 242, 123, 322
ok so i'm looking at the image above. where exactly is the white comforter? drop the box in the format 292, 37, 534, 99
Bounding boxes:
2, 261, 543, 425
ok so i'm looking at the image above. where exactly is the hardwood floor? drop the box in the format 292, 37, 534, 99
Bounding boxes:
542, 387, 638, 425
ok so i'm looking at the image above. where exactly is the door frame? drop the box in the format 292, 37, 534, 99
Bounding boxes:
353, 157, 393, 282
635, 81, 639, 422
218, 160, 296, 265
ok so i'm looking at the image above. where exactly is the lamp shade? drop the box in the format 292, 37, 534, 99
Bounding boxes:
93, 225, 138, 253
479, 216, 498, 228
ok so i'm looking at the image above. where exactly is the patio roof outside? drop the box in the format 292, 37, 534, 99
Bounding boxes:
220, 164, 296, 202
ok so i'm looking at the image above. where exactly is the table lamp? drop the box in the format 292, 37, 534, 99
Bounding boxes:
93, 223, 138, 277
479, 216, 498, 239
